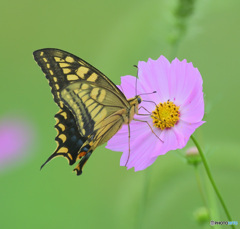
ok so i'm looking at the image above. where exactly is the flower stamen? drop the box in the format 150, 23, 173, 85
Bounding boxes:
152, 101, 180, 130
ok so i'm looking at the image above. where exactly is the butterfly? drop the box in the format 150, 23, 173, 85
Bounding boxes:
33, 48, 142, 175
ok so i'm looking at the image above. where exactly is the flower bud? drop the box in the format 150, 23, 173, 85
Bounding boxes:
186, 146, 201, 166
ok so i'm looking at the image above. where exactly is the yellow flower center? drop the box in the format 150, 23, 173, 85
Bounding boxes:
152, 101, 180, 130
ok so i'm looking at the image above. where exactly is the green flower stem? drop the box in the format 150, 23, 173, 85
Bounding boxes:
191, 135, 235, 229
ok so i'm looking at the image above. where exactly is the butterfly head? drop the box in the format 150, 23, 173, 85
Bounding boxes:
128, 95, 142, 106
137, 96, 142, 104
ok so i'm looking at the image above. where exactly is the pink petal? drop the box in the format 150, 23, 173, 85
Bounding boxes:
106, 119, 150, 152
150, 128, 179, 157
118, 75, 137, 99
107, 115, 163, 171
179, 83, 204, 123
168, 58, 203, 106
138, 56, 171, 102
119, 129, 158, 171
119, 75, 157, 113
173, 120, 205, 147
151, 120, 205, 158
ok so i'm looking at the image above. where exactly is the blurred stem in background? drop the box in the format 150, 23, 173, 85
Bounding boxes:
169, 0, 195, 59
191, 135, 235, 229
136, 168, 152, 229
194, 162, 208, 210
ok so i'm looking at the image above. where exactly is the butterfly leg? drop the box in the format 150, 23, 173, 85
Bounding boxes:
142, 100, 158, 106
138, 106, 151, 114
138, 106, 154, 118
133, 118, 163, 143
125, 123, 131, 167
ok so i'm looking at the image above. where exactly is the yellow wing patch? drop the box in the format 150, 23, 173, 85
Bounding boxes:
76, 66, 89, 79
87, 73, 98, 82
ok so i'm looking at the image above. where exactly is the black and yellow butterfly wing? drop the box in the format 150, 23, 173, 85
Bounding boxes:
33, 48, 131, 175
40, 108, 88, 167
61, 81, 127, 137
33, 48, 96, 174
61, 81, 129, 150
33, 48, 127, 107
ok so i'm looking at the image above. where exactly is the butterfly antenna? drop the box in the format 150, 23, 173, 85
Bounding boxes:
133, 65, 138, 96
138, 91, 156, 96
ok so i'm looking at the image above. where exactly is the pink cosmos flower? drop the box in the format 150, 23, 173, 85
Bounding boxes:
106, 56, 205, 171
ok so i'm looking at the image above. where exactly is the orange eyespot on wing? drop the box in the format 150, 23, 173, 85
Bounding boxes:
74, 151, 92, 176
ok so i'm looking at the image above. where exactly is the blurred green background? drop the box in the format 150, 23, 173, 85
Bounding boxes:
1, 0, 239, 228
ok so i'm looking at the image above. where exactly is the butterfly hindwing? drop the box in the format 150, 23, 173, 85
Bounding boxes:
40, 108, 88, 169
83, 112, 125, 151
71, 111, 124, 174
60, 81, 127, 138
73, 152, 92, 175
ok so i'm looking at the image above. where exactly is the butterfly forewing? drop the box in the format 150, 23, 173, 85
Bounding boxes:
33, 48, 127, 108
